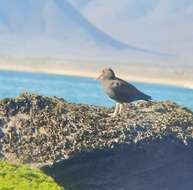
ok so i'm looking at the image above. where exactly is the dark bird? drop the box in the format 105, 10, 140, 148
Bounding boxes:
97, 68, 151, 116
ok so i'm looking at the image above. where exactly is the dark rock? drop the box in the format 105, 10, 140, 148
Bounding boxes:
42, 139, 193, 190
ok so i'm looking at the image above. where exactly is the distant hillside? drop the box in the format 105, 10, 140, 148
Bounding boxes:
73, 0, 193, 58
0, 0, 168, 57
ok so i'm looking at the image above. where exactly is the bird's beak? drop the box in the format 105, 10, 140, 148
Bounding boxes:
96, 73, 103, 80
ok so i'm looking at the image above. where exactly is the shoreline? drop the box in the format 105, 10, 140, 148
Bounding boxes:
0, 65, 192, 90
0, 58, 193, 89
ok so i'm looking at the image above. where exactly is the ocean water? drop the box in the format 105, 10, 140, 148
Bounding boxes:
0, 70, 192, 111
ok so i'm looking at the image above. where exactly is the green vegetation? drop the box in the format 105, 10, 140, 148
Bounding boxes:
0, 161, 63, 190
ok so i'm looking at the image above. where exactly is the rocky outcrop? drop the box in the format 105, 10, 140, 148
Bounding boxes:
0, 92, 193, 189
43, 139, 193, 190
0, 92, 193, 167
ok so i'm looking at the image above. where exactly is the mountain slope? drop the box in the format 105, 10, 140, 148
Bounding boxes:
75, 0, 193, 57
0, 0, 168, 57
42, 0, 129, 49
0, 0, 128, 49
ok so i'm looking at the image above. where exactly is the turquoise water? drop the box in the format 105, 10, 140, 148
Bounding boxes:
0, 70, 192, 110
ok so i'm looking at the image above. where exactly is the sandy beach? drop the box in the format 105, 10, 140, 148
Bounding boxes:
0, 56, 192, 89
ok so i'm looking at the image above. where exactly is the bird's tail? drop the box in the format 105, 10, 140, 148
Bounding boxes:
147, 95, 152, 101
142, 93, 152, 101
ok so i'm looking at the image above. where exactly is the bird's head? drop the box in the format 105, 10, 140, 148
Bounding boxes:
96, 68, 116, 80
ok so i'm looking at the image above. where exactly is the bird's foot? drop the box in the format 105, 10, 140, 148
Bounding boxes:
108, 113, 118, 117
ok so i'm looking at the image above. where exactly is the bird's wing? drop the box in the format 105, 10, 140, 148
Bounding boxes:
111, 79, 150, 102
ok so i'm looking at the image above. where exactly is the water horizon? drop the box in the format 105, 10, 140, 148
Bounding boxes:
0, 70, 192, 111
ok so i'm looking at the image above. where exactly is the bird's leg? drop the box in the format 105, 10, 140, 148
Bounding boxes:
113, 103, 119, 117
118, 103, 123, 114
109, 103, 119, 117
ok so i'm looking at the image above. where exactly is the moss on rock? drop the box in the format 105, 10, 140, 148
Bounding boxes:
0, 161, 63, 190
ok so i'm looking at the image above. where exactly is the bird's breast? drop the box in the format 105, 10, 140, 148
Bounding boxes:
102, 81, 117, 100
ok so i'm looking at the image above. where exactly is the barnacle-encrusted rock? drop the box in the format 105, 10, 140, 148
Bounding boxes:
0, 92, 193, 167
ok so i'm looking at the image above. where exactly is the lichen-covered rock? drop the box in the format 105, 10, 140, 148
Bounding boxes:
0, 92, 193, 166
